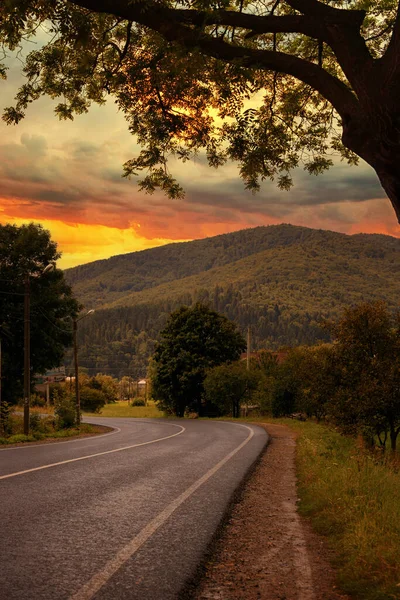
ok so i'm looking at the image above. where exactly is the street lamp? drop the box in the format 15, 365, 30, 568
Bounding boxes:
73, 310, 94, 427
24, 263, 54, 435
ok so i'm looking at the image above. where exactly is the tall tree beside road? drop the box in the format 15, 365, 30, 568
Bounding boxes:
328, 302, 400, 451
204, 361, 259, 417
0, 223, 79, 404
152, 303, 246, 416
1, 1, 400, 219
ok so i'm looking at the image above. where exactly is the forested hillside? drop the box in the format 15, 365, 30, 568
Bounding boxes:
64, 225, 400, 378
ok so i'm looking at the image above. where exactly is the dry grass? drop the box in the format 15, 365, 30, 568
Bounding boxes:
83, 400, 163, 419
284, 420, 400, 600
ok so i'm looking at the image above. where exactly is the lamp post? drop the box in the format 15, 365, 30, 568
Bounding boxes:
73, 310, 94, 427
23, 264, 54, 435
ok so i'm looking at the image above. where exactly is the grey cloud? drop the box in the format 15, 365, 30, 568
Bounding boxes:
183, 165, 383, 215
20, 133, 47, 157
295, 171, 383, 205
70, 141, 101, 160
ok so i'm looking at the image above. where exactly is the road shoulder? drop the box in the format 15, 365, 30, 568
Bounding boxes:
195, 423, 349, 600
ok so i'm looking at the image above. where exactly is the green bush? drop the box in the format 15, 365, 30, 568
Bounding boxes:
31, 393, 46, 407
131, 398, 145, 407
0, 401, 12, 435
54, 389, 76, 428
8, 433, 36, 443
29, 413, 42, 432
80, 387, 106, 413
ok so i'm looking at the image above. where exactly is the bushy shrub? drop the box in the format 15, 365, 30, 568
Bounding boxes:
7, 433, 36, 443
31, 393, 46, 407
29, 413, 42, 432
54, 388, 76, 429
131, 398, 145, 407
80, 387, 106, 413
0, 401, 12, 435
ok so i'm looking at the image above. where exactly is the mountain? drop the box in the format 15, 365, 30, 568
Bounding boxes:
64, 224, 400, 378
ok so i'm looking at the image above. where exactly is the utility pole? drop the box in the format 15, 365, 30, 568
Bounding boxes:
247, 326, 251, 370
0, 338, 2, 434
244, 326, 251, 419
73, 319, 80, 427
23, 276, 30, 435
23, 264, 55, 435
73, 310, 94, 427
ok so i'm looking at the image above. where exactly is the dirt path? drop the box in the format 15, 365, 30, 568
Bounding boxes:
195, 423, 349, 600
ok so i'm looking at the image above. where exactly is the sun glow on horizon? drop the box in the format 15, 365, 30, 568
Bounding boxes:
0, 213, 190, 269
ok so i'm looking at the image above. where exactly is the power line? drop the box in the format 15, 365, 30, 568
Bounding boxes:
35, 308, 73, 333
0, 290, 24, 296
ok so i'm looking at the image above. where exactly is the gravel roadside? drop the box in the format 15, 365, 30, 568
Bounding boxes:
194, 423, 350, 600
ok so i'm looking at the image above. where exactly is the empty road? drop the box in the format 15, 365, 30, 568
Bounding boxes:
1, 418, 267, 599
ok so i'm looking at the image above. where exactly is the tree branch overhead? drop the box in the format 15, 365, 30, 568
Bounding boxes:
1, 0, 400, 220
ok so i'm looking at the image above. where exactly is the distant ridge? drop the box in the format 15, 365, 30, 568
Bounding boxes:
65, 224, 400, 308
64, 224, 400, 378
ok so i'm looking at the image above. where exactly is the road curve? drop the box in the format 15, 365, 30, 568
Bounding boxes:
1, 418, 267, 599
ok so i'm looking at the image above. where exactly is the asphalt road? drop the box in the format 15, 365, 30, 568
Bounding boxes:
0, 418, 268, 600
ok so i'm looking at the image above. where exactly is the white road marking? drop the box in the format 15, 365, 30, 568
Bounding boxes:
0, 425, 121, 451
70, 424, 255, 600
0, 424, 185, 480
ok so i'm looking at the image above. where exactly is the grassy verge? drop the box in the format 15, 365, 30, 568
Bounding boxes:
275, 419, 400, 600
83, 400, 163, 419
0, 423, 106, 445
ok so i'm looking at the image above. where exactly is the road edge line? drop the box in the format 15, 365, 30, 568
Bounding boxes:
69, 424, 255, 600
0, 424, 185, 480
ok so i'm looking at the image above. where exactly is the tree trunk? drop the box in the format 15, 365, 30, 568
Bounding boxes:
176, 402, 185, 418
341, 112, 400, 223
375, 166, 400, 223
390, 426, 398, 452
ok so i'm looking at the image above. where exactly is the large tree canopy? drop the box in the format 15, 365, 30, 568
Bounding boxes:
327, 301, 400, 451
151, 303, 246, 416
0, 223, 80, 403
1, 1, 400, 218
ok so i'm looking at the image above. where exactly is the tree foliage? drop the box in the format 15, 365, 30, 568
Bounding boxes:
79, 386, 107, 412
1, 1, 400, 217
86, 373, 119, 402
0, 223, 79, 403
204, 360, 259, 417
151, 303, 246, 416
327, 302, 400, 451
262, 302, 400, 451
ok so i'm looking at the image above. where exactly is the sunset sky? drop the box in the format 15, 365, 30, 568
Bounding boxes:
1, 45, 400, 269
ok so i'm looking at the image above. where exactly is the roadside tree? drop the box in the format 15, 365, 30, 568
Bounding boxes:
2, 2, 400, 219
328, 302, 400, 451
0, 223, 79, 404
293, 344, 338, 421
204, 361, 259, 417
151, 303, 246, 416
